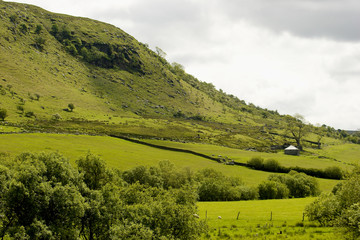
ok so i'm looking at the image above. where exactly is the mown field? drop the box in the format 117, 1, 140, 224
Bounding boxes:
198, 198, 339, 239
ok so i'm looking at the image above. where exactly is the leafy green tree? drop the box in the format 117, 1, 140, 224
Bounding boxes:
76, 154, 111, 190
305, 193, 340, 226
0, 153, 206, 239
247, 157, 264, 170
34, 37, 46, 51
258, 180, 289, 199
0, 152, 85, 239
0, 108, 7, 121
35, 24, 42, 34
337, 203, 360, 239
68, 103, 75, 112
269, 171, 320, 198
263, 159, 281, 172
50, 24, 59, 36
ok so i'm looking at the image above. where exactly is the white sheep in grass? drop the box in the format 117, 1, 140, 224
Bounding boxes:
218, 216, 222, 219
193, 214, 199, 218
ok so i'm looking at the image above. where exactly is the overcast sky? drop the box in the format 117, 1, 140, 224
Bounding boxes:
6, 0, 360, 130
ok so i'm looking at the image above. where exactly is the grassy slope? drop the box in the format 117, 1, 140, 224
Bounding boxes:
0, 1, 242, 123
0, 133, 338, 191
0, 1, 326, 151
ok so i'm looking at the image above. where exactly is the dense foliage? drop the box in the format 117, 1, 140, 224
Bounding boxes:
258, 171, 320, 199
0, 153, 206, 239
247, 157, 344, 180
305, 167, 360, 239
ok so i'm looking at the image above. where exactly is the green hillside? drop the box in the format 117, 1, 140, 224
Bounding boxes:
0, 0, 358, 151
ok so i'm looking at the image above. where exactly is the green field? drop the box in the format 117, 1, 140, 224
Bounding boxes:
0, 133, 339, 191
198, 198, 339, 239
143, 139, 356, 170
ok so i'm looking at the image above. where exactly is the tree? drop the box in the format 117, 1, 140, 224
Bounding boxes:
34, 37, 46, 51
305, 193, 340, 226
35, 25, 42, 34
258, 181, 289, 199
313, 124, 326, 149
305, 167, 360, 237
0, 108, 7, 121
268, 171, 320, 198
68, 103, 75, 112
284, 114, 310, 150
155, 46, 166, 58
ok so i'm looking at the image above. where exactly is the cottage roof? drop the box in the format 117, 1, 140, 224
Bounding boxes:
285, 145, 298, 150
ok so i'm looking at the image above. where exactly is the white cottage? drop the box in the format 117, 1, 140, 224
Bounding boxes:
284, 145, 300, 156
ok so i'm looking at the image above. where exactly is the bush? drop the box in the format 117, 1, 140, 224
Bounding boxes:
269, 171, 320, 198
17, 105, 24, 113
324, 166, 343, 180
25, 111, 35, 118
263, 159, 281, 172
236, 185, 258, 200
247, 157, 264, 170
34, 37, 46, 51
305, 193, 340, 226
258, 181, 289, 199
68, 103, 75, 112
35, 25, 42, 34
0, 108, 7, 121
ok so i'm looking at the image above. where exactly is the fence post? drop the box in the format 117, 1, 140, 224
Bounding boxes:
270, 211, 272, 221
237, 211, 240, 220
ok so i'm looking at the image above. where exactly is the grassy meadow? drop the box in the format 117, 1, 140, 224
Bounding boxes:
0, 133, 339, 191
198, 198, 338, 239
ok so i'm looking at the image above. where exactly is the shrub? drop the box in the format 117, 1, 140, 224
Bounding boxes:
269, 171, 320, 198
0, 108, 8, 121
263, 159, 281, 172
324, 166, 343, 180
34, 37, 46, 51
52, 113, 62, 121
68, 103, 75, 112
35, 25, 42, 34
247, 157, 264, 170
237, 185, 258, 200
25, 111, 35, 118
9, 14, 18, 24
17, 105, 24, 114
19, 24, 28, 34
305, 193, 340, 226
258, 181, 289, 199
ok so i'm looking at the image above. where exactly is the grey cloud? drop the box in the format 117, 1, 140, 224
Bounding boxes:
327, 54, 360, 82
221, 0, 360, 41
